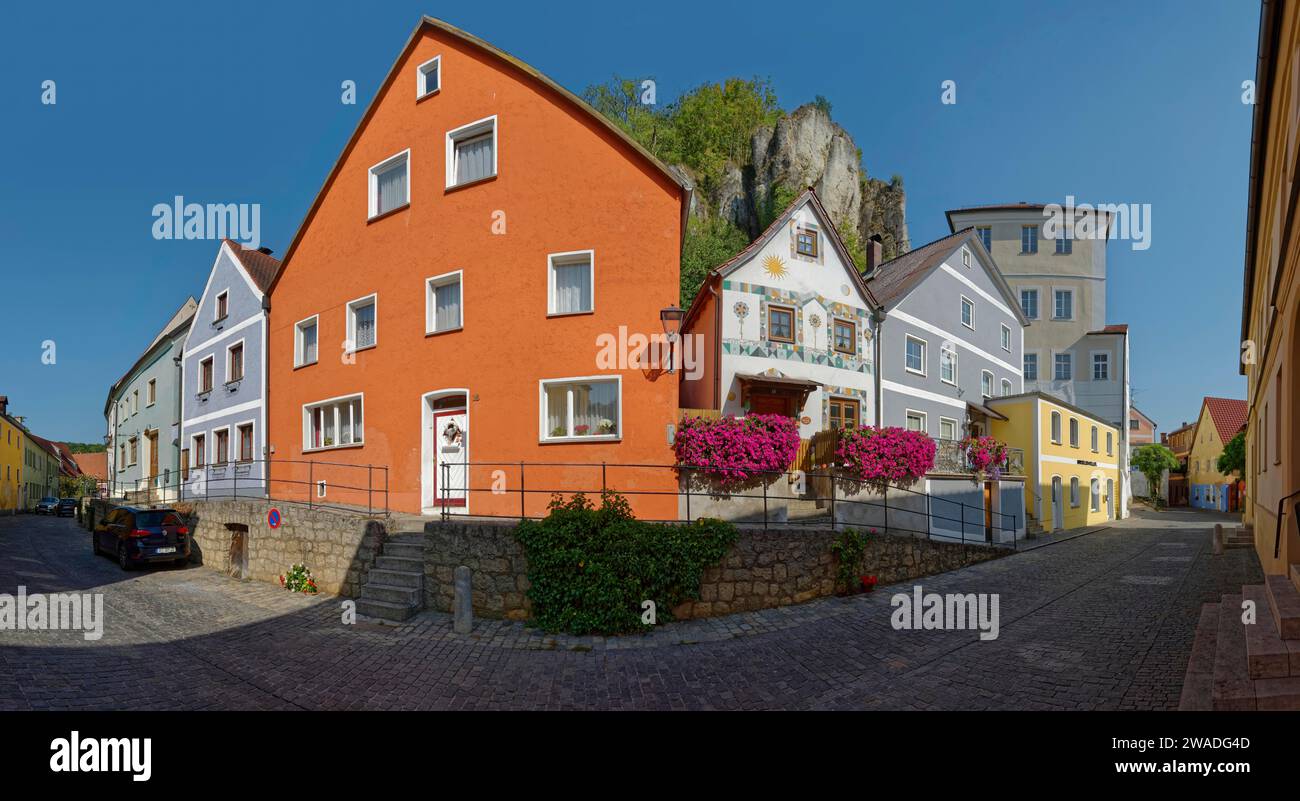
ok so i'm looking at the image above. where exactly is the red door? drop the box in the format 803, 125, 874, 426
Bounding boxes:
750, 395, 792, 416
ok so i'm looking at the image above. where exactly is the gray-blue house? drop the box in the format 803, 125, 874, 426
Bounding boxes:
180, 240, 281, 498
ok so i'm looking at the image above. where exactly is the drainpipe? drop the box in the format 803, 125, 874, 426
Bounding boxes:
174, 351, 183, 500
873, 308, 886, 427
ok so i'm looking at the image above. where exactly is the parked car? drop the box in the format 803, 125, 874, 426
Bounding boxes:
91, 506, 191, 570
34, 497, 59, 515
56, 498, 77, 518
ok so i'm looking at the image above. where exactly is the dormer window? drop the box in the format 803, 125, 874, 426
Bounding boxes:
416, 55, 441, 98
795, 227, 819, 257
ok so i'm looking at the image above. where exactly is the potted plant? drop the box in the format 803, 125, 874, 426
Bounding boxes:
859, 574, 878, 592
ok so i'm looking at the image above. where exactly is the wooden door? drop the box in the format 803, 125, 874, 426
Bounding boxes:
147, 430, 159, 478
750, 395, 792, 416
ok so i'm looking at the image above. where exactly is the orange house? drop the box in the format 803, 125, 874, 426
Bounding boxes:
266, 17, 690, 519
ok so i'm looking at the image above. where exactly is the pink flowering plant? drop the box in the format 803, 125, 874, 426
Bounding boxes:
960, 435, 1008, 481
835, 426, 936, 490
673, 413, 801, 486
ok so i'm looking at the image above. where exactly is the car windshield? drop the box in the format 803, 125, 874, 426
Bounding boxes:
135, 511, 183, 528
59, 499, 75, 504
41, 497, 57, 503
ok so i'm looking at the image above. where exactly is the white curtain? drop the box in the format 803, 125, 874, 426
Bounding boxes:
545, 385, 568, 437
376, 160, 407, 214
434, 281, 461, 330
302, 324, 317, 363
354, 304, 375, 348
572, 382, 617, 436
456, 134, 494, 184
553, 260, 591, 313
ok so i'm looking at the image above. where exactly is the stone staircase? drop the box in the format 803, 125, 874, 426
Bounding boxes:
1025, 513, 1046, 539
1180, 564, 1300, 710
1223, 523, 1255, 550
355, 533, 425, 622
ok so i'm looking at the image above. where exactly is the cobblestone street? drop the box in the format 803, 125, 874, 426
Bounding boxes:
0, 509, 1262, 710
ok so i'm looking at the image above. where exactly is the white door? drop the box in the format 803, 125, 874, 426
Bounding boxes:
1051, 477, 1063, 531
1106, 479, 1114, 520
434, 409, 468, 508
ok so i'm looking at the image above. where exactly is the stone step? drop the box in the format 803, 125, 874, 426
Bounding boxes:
1253, 676, 1300, 710
1178, 602, 1220, 711
366, 568, 422, 589
1266, 574, 1300, 641
360, 582, 421, 606
1242, 585, 1296, 678
1212, 594, 1256, 711
356, 598, 417, 622
383, 541, 423, 559
374, 555, 423, 572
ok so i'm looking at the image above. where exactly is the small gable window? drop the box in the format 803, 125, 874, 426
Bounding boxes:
417, 55, 440, 98
795, 227, 819, 258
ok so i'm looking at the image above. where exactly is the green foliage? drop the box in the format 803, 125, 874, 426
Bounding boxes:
812, 95, 833, 117
829, 528, 873, 593
680, 216, 751, 304
757, 184, 799, 232
1132, 444, 1179, 504
836, 218, 866, 271
514, 491, 737, 635
64, 443, 106, 453
58, 475, 96, 498
1217, 431, 1246, 477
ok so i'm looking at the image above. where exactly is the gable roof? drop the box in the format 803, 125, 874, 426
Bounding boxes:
103, 297, 197, 416
267, 16, 691, 296
72, 450, 107, 480
50, 442, 81, 476
223, 239, 282, 294
1199, 397, 1248, 445
23, 431, 61, 459
1130, 405, 1156, 427
681, 188, 878, 329
863, 227, 1030, 325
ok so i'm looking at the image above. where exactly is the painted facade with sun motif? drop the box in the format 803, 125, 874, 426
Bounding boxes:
680, 190, 880, 438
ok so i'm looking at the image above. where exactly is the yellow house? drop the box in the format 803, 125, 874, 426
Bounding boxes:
1186, 396, 1247, 512
0, 407, 23, 515
987, 391, 1121, 532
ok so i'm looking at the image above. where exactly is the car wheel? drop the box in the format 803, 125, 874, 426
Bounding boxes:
91, 533, 100, 556
117, 542, 132, 571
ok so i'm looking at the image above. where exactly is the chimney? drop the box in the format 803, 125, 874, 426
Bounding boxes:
256, 246, 274, 255
0, 396, 7, 415
865, 234, 884, 273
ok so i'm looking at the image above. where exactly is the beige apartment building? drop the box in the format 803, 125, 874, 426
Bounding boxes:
947, 203, 1132, 518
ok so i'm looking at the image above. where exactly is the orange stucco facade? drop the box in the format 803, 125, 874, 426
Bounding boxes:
267, 19, 686, 518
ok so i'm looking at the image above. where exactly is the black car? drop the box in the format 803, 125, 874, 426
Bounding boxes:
92, 506, 191, 570
56, 498, 77, 518
34, 496, 59, 515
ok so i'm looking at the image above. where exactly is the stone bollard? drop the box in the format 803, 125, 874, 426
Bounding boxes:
453, 565, 473, 634
1212, 523, 1223, 555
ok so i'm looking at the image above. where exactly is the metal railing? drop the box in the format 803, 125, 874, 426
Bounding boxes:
105, 458, 389, 517
438, 460, 1021, 548
933, 439, 1024, 476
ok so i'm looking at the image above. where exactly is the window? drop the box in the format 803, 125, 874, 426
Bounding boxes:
215, 291, 228, 321
1054, 352, 1072, 381
128, 437, 138, 466
1090, 478, 1100, 511
1000, 324, 1012, 352
976, 226, 992, 251
961, 296, 975, 329
1092, 352, 1109, 381
1275, 368, 1283, 465
192, 434, 205, 467
1055, 227, 1073, 254
1090, 425, 1099, 452
905, 335, 926, 375
132, 389, 139, 414
1053, 289, 1073, 320
1069, 418, 1079, 448
768, 305, 795, 344
981, 370, 994, 398
446, 116, 497, 188
905, 410, 927, 433
1050, 411, 1062, 443
347, 295, 377, 351
199, 356, 214, 393
961, 247, 972, 268
237, 423, 254, 462
426, 271, 463, 334
1021, 225, 1038, 253
1024, 352, 1038, 381
939, 345, 957, 385
1020, 289, 1038, 319
939, 417, 958, 441
541, 377, 620, 441
146, 378, 156, 406
294, 316, 318, 367
416, 55, 440, 97
1129, 418, 1139, 430
549, 251, 594, 315
1070, 477, 1080, 507
796, 227, 819, 257
214, 428, 229, 465
305, 395, 364, 451
832, 318, 856, 355
1001, 378, 1012, 397
828, 398, 860, 430
1106, 431, 1113, 455
119, 442, 126, 469
368, 150, 410, 218
227, 342, 244, 383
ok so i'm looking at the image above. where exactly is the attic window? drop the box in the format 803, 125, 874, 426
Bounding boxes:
417, 55, 441, 98
962, 247, 972, 268
795, 227, 819, 257
215, 291, 228, 321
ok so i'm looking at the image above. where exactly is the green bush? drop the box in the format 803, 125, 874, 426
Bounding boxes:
514, 492, 737, 635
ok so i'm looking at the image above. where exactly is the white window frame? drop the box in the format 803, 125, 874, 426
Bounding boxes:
961, 247, 972, 268
214, 290, 229, 322
547, 250, 595, 316
1091, 350, 1110, 381
960, 295, 975, 330
211, 424, 232, 466
199, 356, 215, 394
538, 375, 622, 443
302, 393, 366, 453
425, 270, 464, 334
939, 417, 958, 441
1023, 351, 1039, 381
904, 409, 928, 434
225, 337, 246, 384
1021, 225, 1039, 254
416, 54, 441, 98
445, 115, 498, 189
1106, 431, 1113, 455
1020, 287, 1039, 320
367, 149, 411, 219
1052, 287, 1074, 321
128, 436, 138, 466
131, 389, 139, 415
1053, 351, 1072, 381
1050, 411, 1062, 444
235, 419, 256, 463
1000, 323, 1012, 352
294, 315, 319, 368
904, 334, 927, 376
1001, 378, 1012, 397
976, 226, 992, 252
146, 378, 156, 406
1090, 425, 1099, 452
981, 370, 994, 398
190, 433, 206, 467
1069, 417, 1079, 448
345, 294, 378, 353
939, 344, 958, 386
1070, 477, 1080, 507
1090, 478, 1101, 511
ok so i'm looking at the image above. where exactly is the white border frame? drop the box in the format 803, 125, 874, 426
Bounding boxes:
425, 269, 464, 334
146, 377, 156, 407
302, 392, 366, 453
190, 432, 207, 468
345, 294, 378, 354
225, 337, 246, 384
198, 355, 215, 394
1050, 410, 1062, 444
1090, 424, 1099, 453
939, 416, 959, 441
234, 418, 257, 463
1089, 348, 1111, 381
214, 289, 229, 322
1018, 286, 1041, 320
416, 54, 441, 98
421, 388, 471, 515
294, 314, 319, 368
939, 343, 958, 387
367, 149, 411, 219
1000, 323, 1012, 352
1023, 350, 1039, 382
547, 250, 595, 317
1051, 286, 1075, 321
1068, 417, 1080, 449
1051, 349, 1072, 381
980, 369, 994, 399
904, 408, 928, 435
904, 333, 927, 377
211, 424, 232, 466
538, 375, 623, 444
960, 294, 975, 330
445, 115, 498, 189
1000, 378, 1013, 397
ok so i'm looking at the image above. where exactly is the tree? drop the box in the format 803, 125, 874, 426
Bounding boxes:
1132, 444, 1179, 506
680, 217, 750, 305
1216, 431, 1246, 476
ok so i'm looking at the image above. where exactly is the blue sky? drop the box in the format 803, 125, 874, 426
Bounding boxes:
0, 0, 1258, 442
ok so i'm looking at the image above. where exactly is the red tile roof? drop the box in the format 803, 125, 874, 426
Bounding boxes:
223, 239, 283, 293
72, 450, 108, 480
1202, 397, 1248, 444
1088, 323, 1129, 335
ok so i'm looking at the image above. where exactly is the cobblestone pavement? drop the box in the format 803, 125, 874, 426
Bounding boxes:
0, 509, 1262, 710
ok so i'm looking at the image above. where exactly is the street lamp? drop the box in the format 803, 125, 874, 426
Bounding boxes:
659, 305, 685, 374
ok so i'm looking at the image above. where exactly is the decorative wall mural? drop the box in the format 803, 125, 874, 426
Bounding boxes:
762, 254, 788, 280
809, 313, 822, 350
733, 301, 749, 338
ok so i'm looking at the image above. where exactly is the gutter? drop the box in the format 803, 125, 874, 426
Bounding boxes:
1240, 0, 1280, 376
